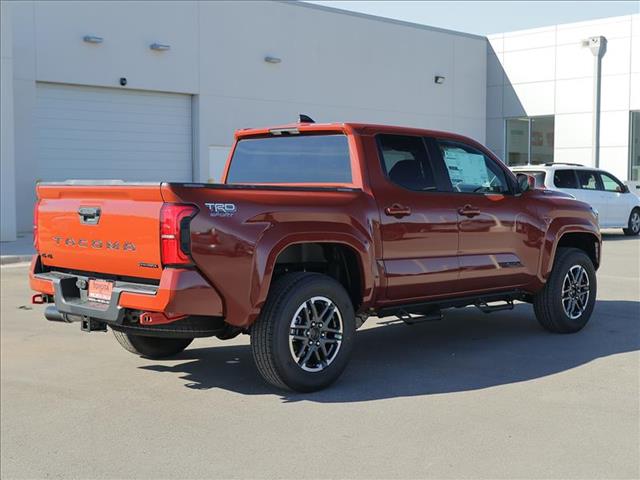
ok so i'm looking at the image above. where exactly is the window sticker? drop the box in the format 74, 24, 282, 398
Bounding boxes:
443, 148, 490, 187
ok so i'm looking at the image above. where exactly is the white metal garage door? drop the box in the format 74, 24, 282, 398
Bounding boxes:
35, 83, 192, 182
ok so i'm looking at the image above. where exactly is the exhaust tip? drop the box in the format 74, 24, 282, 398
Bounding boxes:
44, 306, 71, 323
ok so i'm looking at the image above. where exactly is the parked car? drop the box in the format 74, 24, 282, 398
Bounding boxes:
511, 163, 640, 236
30, 120, 601, 392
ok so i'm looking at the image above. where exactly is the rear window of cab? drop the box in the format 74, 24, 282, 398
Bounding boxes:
226, 135, 352, 184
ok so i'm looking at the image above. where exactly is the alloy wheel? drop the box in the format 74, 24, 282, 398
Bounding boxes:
288, 296, 343, 372
561, 265, 590, 320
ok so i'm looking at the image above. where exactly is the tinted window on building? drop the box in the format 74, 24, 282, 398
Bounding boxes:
554, 170, 578, 189
506, 116, 554, 166
378, 135, 436, 191
227, 135, 352, 184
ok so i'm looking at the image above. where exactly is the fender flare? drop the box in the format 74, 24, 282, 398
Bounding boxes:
248, 228, 376, 323
540, 221, 601, 280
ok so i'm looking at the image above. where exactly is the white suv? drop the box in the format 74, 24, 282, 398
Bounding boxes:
511, 163, 640, 236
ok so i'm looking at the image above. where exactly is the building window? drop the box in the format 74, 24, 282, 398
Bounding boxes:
505, 116, 554, 166
630, 111, 640, 181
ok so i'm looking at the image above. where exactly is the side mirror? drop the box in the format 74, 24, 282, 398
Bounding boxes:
516, 173, 534, 192
620, 184, 629, 193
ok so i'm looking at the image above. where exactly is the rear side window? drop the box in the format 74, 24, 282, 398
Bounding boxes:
576, 170, 602, 190
378, 135, 436, 191
516, 170, 546, 188
554, 170, 578, 189
226, 135, 351, 184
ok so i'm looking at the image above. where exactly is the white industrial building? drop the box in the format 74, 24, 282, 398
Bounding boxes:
1, 1, 638, 242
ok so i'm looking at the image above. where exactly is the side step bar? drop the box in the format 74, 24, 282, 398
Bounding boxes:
475, 299, 514, 314
396, 309, 443, 325
376, 290, 525, 319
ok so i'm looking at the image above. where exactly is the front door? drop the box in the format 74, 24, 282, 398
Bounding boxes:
434, 139, 545, 293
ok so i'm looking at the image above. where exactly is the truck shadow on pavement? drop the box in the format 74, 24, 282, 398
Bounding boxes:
140, 299, 640, 403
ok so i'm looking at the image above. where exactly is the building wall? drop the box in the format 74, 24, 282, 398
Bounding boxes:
1, 1, 17, 241
4, 0, 487, 234
486, 14, 640, 181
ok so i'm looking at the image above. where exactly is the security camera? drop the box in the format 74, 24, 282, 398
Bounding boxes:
119, 77, 127, 86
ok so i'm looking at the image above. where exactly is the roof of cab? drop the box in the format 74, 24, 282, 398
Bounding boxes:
234, 122, 478, 144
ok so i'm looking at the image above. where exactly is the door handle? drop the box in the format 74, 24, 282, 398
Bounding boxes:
384, 204, 412, 218
458, 204, 481, 217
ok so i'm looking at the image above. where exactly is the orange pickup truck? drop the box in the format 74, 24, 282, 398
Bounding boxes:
30, 119, 600, 391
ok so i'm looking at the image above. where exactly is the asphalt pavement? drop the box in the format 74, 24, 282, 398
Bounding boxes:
1, 232, 638, 479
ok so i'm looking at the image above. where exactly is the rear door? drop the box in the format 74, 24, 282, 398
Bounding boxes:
552, 169, 581, 197
371, 134, 460, 301
434, 138, 544, 292
574, 170, 608, 225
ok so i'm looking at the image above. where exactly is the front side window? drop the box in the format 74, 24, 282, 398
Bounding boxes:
226, 134, 351, 184
576, 170, 602, 190
554, 170, 578, 189
438, 140, 510, 194
377, 135, 436, 191
600, 172, 625, 192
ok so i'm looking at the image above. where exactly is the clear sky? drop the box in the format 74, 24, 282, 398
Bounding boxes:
305, 1, 639, 35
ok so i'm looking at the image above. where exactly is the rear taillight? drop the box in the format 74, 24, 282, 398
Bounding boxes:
33, 201, 40, 252
160, 203, 198, 266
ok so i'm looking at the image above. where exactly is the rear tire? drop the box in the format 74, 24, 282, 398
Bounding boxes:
533, 247, 596, 333
623, 208, 640, 236
112, 330, 193, 359
251, 272, 356, 392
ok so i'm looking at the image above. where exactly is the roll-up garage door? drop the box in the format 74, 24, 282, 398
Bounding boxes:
35, 83, 192, 182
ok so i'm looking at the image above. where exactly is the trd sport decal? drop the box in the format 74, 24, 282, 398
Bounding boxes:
205, 203, 237, 217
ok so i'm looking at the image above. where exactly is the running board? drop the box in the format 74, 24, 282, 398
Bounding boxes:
376, 290, 525, 319
475, 299, 514, 314
396, 309, 443, 325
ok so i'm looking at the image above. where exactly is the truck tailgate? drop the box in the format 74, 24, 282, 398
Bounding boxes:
36, 183, 165, 280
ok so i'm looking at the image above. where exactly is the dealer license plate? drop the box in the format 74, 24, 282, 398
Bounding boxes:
88, 279, 114, 303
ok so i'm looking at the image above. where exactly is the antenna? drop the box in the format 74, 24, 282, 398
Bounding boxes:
298, 114, 315, 124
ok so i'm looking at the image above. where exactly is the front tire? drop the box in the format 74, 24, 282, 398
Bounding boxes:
251, 272, 356, 392
623, 208, 640, 236
112, 330, 193, 359
533, 247, 597, 333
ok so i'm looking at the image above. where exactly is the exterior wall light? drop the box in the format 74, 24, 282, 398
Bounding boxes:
264, 56, 282, 64
434, 75, 445, 84
150, 43, 171, 51
83, 35, 104, 44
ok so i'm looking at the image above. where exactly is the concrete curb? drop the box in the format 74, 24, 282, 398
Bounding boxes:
1, 256, 33, 266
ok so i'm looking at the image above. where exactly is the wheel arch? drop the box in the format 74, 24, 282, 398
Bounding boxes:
544, 229, 601, 279
249, 233, 376, 326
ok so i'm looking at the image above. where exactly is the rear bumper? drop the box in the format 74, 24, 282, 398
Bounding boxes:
29, 256, 224, 323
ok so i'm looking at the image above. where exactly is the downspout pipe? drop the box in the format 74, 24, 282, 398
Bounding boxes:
586, 36, 607, 169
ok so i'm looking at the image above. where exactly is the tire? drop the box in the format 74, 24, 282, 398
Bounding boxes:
112, 330, 193, 359
251, 272, 356, 392
533, 247, 597, 333
623, 208, 640, 236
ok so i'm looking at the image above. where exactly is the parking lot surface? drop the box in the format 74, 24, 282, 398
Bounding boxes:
1, 233, 639, 479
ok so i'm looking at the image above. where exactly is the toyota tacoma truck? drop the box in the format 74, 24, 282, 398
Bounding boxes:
30, 119, 601, 392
